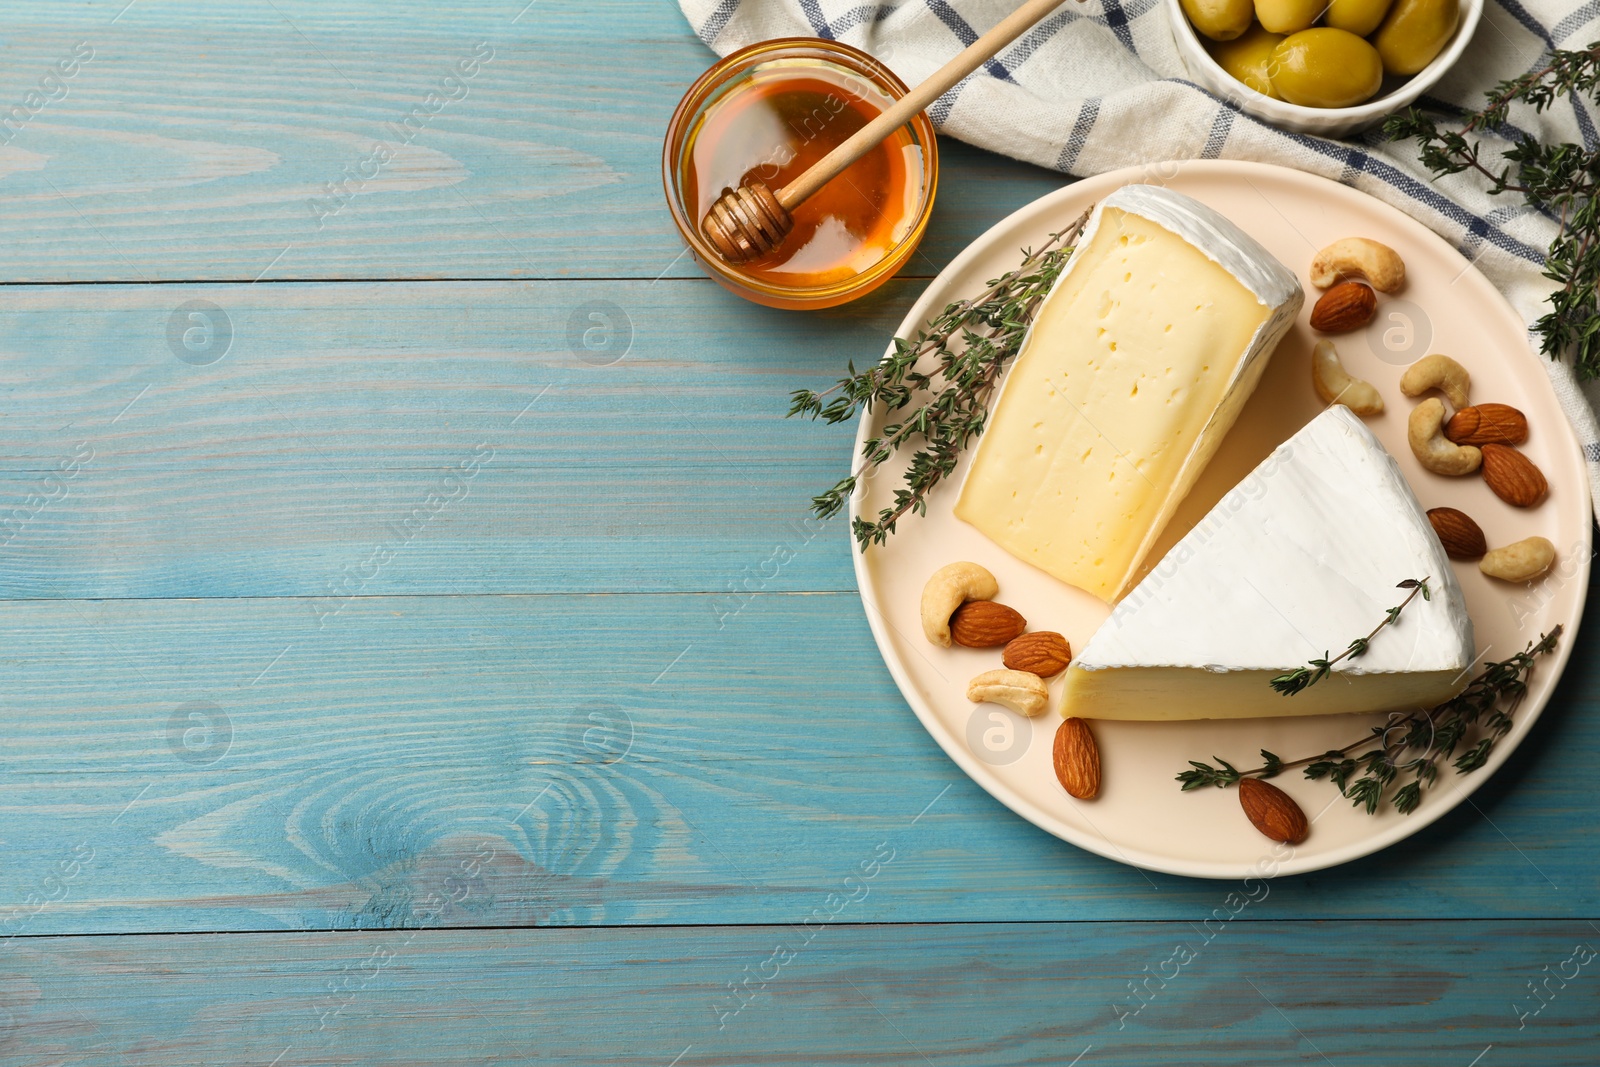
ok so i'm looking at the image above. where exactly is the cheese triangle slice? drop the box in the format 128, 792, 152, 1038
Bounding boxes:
1061, 407, 1475, 721
954, 185, 1303, 603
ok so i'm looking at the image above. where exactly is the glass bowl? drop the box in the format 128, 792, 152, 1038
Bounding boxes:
662, 38, 939, 310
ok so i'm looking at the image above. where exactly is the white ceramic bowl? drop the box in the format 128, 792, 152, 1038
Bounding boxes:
1165, 0, 1483, 138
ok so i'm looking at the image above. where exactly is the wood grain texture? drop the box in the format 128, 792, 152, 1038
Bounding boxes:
0, 587, 1595, 936
0, 0, 1062, 282
0, 278, 1592, 932
0, 4, 1595, 1062
5, 922, 1600, 1064
0, 278, 892, 597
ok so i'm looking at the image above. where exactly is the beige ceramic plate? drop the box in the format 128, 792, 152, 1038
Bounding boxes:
852, 160, 1590, 879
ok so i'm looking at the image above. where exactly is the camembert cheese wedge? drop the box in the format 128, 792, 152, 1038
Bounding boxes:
1061, 407, 1475, 721
954, 185, 1302, 602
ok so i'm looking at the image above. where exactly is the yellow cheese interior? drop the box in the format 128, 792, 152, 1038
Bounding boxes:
1060, 665, 1468, 721
954, 208, 1273, 602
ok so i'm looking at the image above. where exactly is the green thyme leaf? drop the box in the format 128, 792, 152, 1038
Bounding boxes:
791, 208, 1094, 548
1387, 44, 1600, 378
1177, 627, 1562, 819
1275, 579, 1429, 696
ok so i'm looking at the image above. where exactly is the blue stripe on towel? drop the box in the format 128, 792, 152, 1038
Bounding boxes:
1009, 0, 1161, 60
1293, 136, 1547, 264
1173, 79, 1547, 266
1200, 104, 1236, 158
1003, 8, 1081, 67
929, 71, 975, 125
1551, 0, 1600, 40
1338, 148, 1370, 184
927, 0, 1018, 83
1491, 0, 1552, 42
1055, 97, 1101, 173
1100, 0, 1137, 53
697, 0, 742, 43
825, 2, 897, 35
797, 0, 836, 38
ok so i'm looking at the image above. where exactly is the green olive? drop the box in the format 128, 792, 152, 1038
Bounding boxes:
1268, 28, 1384, 108
1205, 24, 1286, 98
1324, 0, 1395, 36
1253, 0, 1322, 35
1182, 0, 1255, 40
1373, 0, 1460, 75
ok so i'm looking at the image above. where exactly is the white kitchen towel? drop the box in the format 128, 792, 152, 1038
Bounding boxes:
678, 0, 1600, 521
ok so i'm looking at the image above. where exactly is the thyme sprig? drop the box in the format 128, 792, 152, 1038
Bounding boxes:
1177, 628, 1562, 815
788, 207, 1094, 549
1386, 43, 1600, 378
1269, 578, 1432, 696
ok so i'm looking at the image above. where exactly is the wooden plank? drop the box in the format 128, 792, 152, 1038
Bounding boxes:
0, 0, 1064, 283
0, 278, 888, 598
0, 588, 1595, 935
6, 922, 1599, 1064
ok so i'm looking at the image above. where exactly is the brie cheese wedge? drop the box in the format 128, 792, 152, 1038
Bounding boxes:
1061, 407, 1475, 721
954, 185, 1303, 602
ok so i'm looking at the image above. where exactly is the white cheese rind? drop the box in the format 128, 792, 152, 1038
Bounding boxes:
1064, 406, 1475, 720
954, 184, 1304, 602
1104, 185, 1301, 313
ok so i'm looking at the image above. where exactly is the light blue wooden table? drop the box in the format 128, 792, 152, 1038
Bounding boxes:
2, 2, 1597, 1063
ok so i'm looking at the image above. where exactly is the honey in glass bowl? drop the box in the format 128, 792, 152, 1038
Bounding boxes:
664, 39, 939, 310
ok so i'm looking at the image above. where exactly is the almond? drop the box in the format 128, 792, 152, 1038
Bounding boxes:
1309, 281, 1377, 333
1480, 444, 1548, 508
1053, 717, 1100, 800
1238, 778, 1308, 845
950, 600, 1026, 648
1002, 631, 1072, 677
1445, 403, 1529, 447
1426, 507, 1487, 560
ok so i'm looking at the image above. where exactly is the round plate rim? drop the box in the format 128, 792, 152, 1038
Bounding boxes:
849, 158, 1592, 880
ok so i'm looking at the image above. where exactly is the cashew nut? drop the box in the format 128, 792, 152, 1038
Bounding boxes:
1310, 237, 1406, 293
967, 668, 1049, 718
1408, 398, 1482, 476
1400, 354, 1471, 410
1480, 536, 1557, 583
1311, 340, 1384, 416
921, 561, 998, 647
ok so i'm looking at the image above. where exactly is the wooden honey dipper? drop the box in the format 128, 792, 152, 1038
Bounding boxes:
701, 0, 1069, 264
